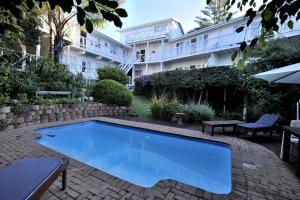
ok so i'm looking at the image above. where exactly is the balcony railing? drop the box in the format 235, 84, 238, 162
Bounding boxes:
73, 36, 126, 63
135, 52, 162, 63
164, 27, 260, 60
126, 29, 168, 43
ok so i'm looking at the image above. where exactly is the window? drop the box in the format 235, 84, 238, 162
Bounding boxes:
135, 70, 143, 77
204, 34, 209, 48
154, 25, 166, 34
81, 60, 86, 72
176, 42, 183, 55
191, 38, 197, 53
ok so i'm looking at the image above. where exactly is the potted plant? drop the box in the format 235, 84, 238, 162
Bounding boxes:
0, 95, 11, 113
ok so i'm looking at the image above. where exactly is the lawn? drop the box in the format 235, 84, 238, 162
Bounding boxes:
130, 95, 151, 118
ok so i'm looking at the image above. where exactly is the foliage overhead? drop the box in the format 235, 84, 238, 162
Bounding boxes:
0, 1, 42, 52
0, 0, 128, 35
216, 0, 300, 65
97, 66, 129, 85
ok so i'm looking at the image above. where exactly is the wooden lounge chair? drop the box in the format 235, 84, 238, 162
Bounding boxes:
0, 157, 69, 200
237, 114, 280, 138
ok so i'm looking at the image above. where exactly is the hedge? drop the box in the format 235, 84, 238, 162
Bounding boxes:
135, 66, 244, 93
97, 66, 129, 85
93, 79, 132, 106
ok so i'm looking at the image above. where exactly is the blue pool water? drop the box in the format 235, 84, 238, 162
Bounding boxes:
36, 121, 231, 194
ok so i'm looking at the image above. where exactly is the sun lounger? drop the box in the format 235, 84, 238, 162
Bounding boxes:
237, 114, 280, 137
0, 157, 69, 200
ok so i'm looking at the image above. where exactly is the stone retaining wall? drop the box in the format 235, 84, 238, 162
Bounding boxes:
0, 103, 129, 131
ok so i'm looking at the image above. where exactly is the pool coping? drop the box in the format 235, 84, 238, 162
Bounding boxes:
1, 117, 300, 199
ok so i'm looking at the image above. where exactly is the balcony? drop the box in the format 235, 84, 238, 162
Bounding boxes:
135, 52, 162, 63
126, 29, 168, 44
72, 36, 126, 63
164, 27, 260, 61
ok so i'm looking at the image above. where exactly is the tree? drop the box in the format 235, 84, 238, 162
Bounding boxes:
193, 0, 231, 31
0, 1, 42, 69
215, 0, 300, 66
41, 1, 121, 63
0, 0, 128, 59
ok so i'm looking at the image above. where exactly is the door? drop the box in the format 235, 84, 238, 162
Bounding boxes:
191, 38, 197, 54
140, 49, 145, 62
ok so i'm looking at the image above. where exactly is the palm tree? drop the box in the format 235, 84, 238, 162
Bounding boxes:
41, 1, 108, 63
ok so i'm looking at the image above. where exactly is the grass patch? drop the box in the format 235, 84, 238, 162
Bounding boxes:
130, 95, 151, 118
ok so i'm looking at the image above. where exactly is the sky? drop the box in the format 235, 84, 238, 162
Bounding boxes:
101, 0, 263, 41
101, 0, 205, 40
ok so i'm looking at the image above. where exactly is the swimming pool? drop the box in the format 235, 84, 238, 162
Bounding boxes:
36, 121, 232, 194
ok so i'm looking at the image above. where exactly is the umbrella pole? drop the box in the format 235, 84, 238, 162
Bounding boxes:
297, 100, 300, 120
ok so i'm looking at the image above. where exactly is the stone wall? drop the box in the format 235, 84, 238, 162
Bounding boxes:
0, 103, 129, 131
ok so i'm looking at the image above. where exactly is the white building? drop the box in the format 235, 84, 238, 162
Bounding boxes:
38, 16, 300, 85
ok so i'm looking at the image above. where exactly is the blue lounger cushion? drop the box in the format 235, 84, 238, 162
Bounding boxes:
238, 114, 280, 129
0, 157, 63, 200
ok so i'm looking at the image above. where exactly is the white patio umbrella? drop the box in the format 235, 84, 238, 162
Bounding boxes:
253, 63, 300, 84
253, 63, 300, 159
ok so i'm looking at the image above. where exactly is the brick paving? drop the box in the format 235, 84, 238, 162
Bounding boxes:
0, 117, 300, 200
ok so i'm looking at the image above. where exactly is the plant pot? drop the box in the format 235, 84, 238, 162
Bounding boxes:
0, 106, 11, 114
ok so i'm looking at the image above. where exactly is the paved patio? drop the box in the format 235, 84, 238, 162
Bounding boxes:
0, 117, 300, 200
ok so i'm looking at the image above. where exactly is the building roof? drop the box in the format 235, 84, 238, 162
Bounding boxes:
92, 30, 131, 49
119, 18, 183, 33
170, 16, 247, 42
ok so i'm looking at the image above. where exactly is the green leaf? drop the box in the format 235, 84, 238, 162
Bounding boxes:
115, 8, 128, 17
263, 10, 273, 22
85, 18, 93, 33
250, 38, 258, 48
288, 20, 294, 29
242, 50, 248, 60
258, 4, 266, 12
88, 1, 98, 13
106, 0, 119, 9
236, 26, 244, 33
240, 42, 247, 51
77, 7, 86, 26
26, 0, 34, 9
226, 13, 233, 22
231, 51, 238, 61
237, 59, 245, 70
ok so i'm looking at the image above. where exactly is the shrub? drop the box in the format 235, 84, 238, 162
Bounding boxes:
0, 95, 10, 106
54, 98, 81, 105
0, 120, 8, 130
150, 96, 179, 121
12, 94, 30, 114
93, 79, 132, 106
35, 97, 54, 106
97, 66, 129, 85
179, 103, 215, 122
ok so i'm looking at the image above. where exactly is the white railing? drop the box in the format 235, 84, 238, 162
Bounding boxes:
126, 29, 168, 43
164, 27, 260, 60
68, 64, 98, 79
135, 52, 162, 63
73, 36, 125, 63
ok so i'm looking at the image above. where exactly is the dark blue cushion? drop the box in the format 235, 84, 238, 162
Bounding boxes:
0, 157, 62, 200
239, 114, 280, 129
